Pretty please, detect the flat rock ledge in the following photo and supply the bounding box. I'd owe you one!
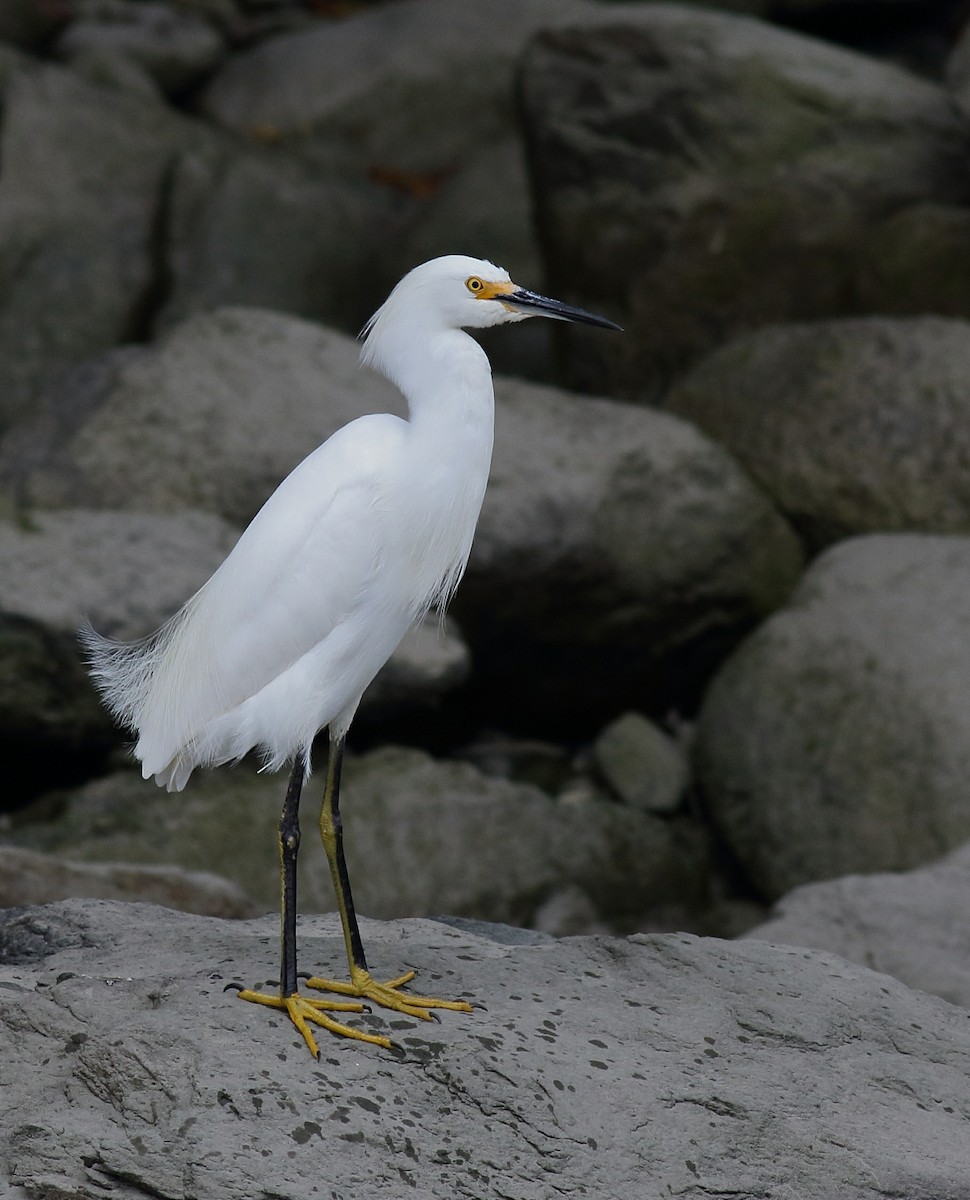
[2,900,970,1200]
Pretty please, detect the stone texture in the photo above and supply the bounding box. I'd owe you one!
[518,6,970,399]
[0,612,113,762]
[196,0,601,348]
[592,711,689,813]
[0,309,400,526]
[9,746,711,934]
[694,533,970,899]
[55,1,226,95]
[458,375,804,724]
[0,508,241,640]
[0,509,238,782]
[0,0,67,47]
[749,840,970,1008]
[199,0,594,169]
[0,62,210,427]
[156,139,396,337]
[665,315,970,550]
[3,899,970,1199]
[365,617,470,718]
[0,844,256,918]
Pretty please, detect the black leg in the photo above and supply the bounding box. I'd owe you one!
[233,752,393,1057]
[319,734,368,974]
[279,758,304,998]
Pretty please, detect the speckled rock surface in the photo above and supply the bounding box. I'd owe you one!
[2,900,970,1199]
[749,840,970,1008]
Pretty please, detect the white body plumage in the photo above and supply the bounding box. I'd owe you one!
[83,255,619,792]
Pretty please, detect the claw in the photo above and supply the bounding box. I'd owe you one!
[232,987,386,1057]
[305,966,475,1027]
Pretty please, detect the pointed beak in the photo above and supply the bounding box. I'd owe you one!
[503,288,623,331]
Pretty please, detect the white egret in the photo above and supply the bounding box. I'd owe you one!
[83,255,621,1058]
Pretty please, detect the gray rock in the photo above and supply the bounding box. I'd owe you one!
[665,316,970,550]
[0,308,401,525]
[0,509,239,767]
[593,711,689,813]
[199,0,600,323]
[56,1,225,94]
[0,62,210,427]
[200,0,594,169]
[10,746,711,934]
[157,140,396,336]
[458,376,804,721]
[0,508,240,640]
[518,7,970,399]
[0,613,112,756]
[63,43,166,100]
[694,534,970,899]
[748,841,970,1008]
[3,899,970,1199]
[946,18,970,114]
[0,0,66,46]
[0,845,256,918]
[0,42,30,93]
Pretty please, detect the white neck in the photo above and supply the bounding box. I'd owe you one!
[360,318,495,610]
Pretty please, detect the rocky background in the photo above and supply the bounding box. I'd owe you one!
[4,0,970,1194]
[4,0,970,945]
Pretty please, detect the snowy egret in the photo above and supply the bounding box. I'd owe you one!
[83,255,621,1057]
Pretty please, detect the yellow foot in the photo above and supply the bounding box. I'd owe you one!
[233,987,392,1057]
[305,967,474,1025]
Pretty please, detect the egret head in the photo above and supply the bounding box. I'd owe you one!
[364,255,622,339]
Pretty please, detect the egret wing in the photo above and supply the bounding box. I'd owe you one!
[131,414,407,773]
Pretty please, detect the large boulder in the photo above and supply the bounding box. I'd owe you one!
[3,899,970,1199]
[0,508,239,799]
[458,376,804,725]
[0,508,240,640]
[10,746,711,934]
[197,0,602,355]
[749,841,970,1008]
[157,143,395,337]
[694,534,970,899]
[0,307,803,726]
[0,309,398,526]
[0,0,67,47]
[0,61,211,427]
[518,7,970,399]
[664,316,970,550]
[0,844,256,918]
[199,0,594,170]
[54,1,226,95]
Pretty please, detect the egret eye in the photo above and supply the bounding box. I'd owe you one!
[466,276,485,295]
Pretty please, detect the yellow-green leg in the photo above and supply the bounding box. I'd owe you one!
[231,758,390,1057]
[306,733,474,1031]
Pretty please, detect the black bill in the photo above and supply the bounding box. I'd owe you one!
[505,288,623,331]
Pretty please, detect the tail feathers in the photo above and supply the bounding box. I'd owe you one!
[80,610,213,785]
[79,619,159,733]
[144,754,194,793]
[81,613,310,791]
